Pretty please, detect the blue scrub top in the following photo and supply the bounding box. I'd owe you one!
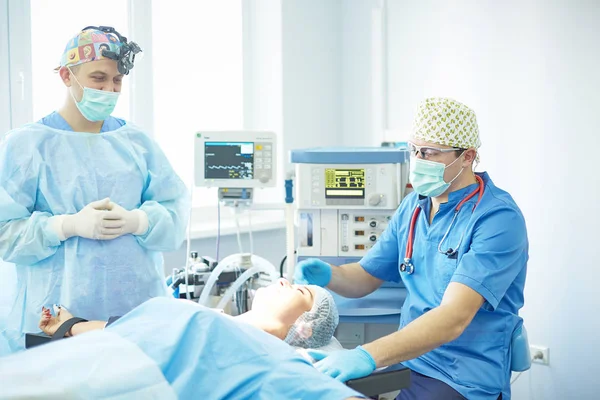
[360,172,528,400]
[38,111,126,131]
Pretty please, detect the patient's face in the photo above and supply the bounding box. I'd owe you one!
[252,279,314,326]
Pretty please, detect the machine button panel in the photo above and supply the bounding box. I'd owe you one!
[253,142,275,182]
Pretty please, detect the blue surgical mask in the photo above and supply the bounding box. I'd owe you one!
[69,67,120,122]
[409,154,464,198]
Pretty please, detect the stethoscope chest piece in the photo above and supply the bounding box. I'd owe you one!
[400,258,415,275]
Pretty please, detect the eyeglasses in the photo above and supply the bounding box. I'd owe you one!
[407,141,464,160]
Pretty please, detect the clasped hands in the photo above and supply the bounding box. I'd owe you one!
[52,198,148,241]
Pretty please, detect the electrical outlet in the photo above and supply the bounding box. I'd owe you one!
[530,345,549,365]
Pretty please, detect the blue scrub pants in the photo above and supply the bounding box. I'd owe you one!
[395,370,502,400]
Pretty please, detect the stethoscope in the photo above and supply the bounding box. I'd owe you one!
[400,175,485,275]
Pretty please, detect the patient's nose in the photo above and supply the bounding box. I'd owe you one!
[278,278,291,287]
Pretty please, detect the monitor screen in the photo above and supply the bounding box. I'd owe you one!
[324,168,366,199]
[205,142,254,180]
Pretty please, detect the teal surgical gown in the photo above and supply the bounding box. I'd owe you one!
[360,172,528,400]
[0,112,190,354]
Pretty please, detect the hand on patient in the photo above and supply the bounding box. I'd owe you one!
[293,259,332,287]
[39,306,74,336]
[308,346,376,382]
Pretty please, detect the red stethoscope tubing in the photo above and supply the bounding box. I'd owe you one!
[401,175,484,274]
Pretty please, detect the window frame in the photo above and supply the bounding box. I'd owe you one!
[0,0,11,134]
[5,0,33,130]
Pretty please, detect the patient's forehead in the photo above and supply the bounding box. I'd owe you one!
[292,284,317,303]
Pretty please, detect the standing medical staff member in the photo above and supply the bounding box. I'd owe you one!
[0,26,190,354]
[295,98,528,399]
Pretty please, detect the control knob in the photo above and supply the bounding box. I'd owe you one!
[368,194,382,206]
[258,174,270,184]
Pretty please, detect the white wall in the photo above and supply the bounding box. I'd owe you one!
[281,0,343,156]
[341,0,380,147]
[243,0,283,163]
[386,1,600,399]
[243,0,344,181]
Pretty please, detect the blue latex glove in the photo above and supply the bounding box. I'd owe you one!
[293,258,332,287]
[307,346,376,382]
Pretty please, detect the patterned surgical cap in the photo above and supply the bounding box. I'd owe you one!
[284,286,339,349]
[56,28,123,70]
[412,97,481,157]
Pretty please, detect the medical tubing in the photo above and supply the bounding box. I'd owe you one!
[216,197,221,261]
[198,254,277,307]
[171,267,178,286]
[285,178,295,280]
[234,211,244,254]
[216,264,279,310]
[279,255,287,278]
[285,204,296,279]
[184,176,195,300]
[510,372,522,385]
[279,251,297,278]
[248,210,254,255]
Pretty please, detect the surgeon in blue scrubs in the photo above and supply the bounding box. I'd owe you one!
[295,98,528,399]
[0,26,189,354]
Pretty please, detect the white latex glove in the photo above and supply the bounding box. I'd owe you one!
[49,198,126,241]
[106,202,149,236]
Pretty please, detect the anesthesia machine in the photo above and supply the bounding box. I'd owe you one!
[290,146,411,348]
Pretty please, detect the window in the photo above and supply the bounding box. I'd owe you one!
[152,0,244,208]
[0,0,10,134]
[29,0,130,121]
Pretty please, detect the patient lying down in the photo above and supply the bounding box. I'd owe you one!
[5,288,364,399]
[40,278,340,351]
